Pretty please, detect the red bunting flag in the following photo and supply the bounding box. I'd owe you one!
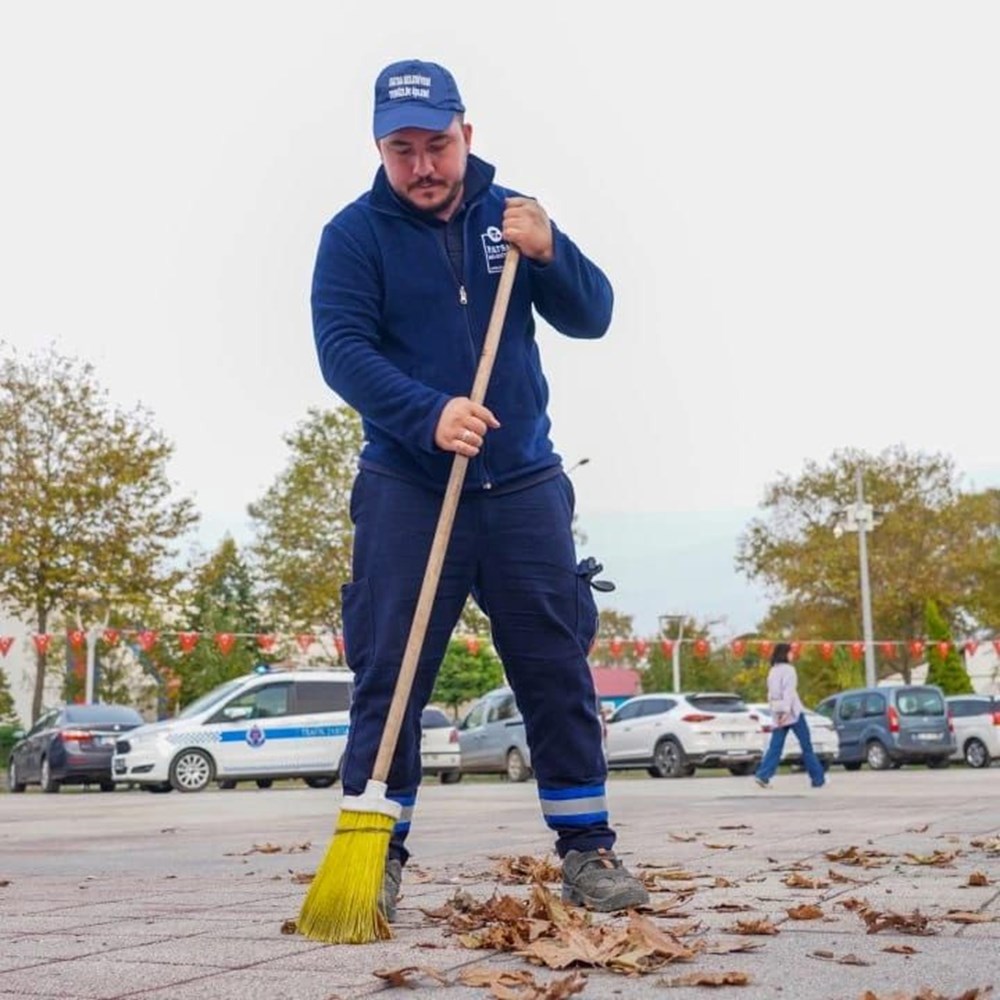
[256,634,276,652]
[879,641,896,658]
[909,640,925,658]
[179,632,200,653]
[964,641,978,656]
[994,640,1000,657]
[33,634,52,654]
[633,639,648,658]
[609,639,624,659]
[849,641,864,661]
[138,630,159,653]
[693,638,710,657]
[0,636,13,657]
[102,628,121,646]
[68,629,86,650]
[334,635,345,656]
[820,641,834,660]
[758,640,774,658]
[660,639,674,657]
[730,639,746,657]
[296,633,315,654]
[789,641,802,659]
[215,633,235,655]
[936,641,950,657]
[465,635,480,654]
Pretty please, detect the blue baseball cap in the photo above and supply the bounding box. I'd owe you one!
[373,59,465,140]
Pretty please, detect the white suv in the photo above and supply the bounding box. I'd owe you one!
[605,693,764,778]
[112,668,353,792]
[946,695,1000,768]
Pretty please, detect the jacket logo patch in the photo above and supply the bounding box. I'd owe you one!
[480,227,508,274]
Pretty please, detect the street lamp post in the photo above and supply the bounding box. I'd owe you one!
[658,614,685,693]
[832,467,880,689]
[76,593,110,705]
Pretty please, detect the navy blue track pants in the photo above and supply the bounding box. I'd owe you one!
[338,469,615,862]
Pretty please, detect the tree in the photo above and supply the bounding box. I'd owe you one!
[924,599,974,695]
[156,537,270,709]
[0,668,18,725]
[736,446,997,684]
[430,639,504,719]
[248,407,363,633]
[0,346,198,721]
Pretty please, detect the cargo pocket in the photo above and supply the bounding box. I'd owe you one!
[340,579,374,674]
[575,563,599,654]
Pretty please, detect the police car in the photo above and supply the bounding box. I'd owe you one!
[112,667,353,793]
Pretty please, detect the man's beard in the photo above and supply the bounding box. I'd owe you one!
[402,179,463,219]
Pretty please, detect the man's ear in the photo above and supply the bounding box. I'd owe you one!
[462,122,473,150]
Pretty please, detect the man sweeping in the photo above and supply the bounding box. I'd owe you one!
[304,58,648,938]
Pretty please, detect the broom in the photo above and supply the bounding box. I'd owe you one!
[298,246,521,944]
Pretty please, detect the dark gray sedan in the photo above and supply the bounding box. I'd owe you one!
[7,704,144,793]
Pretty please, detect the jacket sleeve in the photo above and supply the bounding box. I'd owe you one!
[311,219,449,454]
[527,223,614,339]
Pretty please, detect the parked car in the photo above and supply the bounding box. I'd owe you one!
[112,668,353,792]
[420,706,462,783]
[815,685,954,770]
[946,694,1000,768]
[7,704,144,793]
[605,692,764,778]
[457,687,533,781]
[747,703,839,769]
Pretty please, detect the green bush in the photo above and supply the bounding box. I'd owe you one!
[0,723,23,773]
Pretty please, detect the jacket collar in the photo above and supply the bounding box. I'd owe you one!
[369,153,496,219]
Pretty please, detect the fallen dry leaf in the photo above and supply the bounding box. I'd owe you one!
[902,850,958,867]
[840,898,934,936]
[668,832,698,842]
[713,877,735,888]
[828,868,867,884]
[660,970,751,987]
[492,855,563,885]
[725,918,778,936]
[703,842,738,851]
[709,902,755,913]
[906,823,930,833]
[787,904,824,920]
[810,949,871,966]
[459,967,587,999]
[373,965,450,988]
[705,939,765,955]
[939,911,993,924]
[825,846,891,868]
[279,918,297,935]
[970,837,1000,854]
[784,872,830,889]
[883,944,919,955]
[859,987,993,1000]
[967,872,990,887]
[226,841,311,856]
[289,871,314,884]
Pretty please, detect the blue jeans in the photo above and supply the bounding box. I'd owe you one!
[755,713,826,787]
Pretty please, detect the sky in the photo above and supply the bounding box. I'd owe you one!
[2,2,998,640]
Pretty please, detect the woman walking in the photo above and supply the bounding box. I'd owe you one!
[754,643,826,789]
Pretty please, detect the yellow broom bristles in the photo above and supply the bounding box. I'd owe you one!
[297,809,396,944]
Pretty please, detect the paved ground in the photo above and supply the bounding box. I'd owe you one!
[1,767,998,999]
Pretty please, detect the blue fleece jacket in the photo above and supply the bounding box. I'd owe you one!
[311,154,613,492]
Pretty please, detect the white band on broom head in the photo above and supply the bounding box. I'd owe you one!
[338,779,402,819]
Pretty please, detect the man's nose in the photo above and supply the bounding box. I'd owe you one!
[413,150,435,176]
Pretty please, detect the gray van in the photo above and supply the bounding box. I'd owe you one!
[815,685,954,770]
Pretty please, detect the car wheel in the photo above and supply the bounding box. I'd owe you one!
[170,749,214,792]
[255,779,273,789]
[218,780,237,789]
[506,748,530,782]
[652,737,691,778]
[727,762,756,776]
[7,760,27,793]
[439,770,462,784]
[926,756,950,769]
[304,776,336,789]
[865,741,891,770]
[40,757,61,793]
[99,781,116,792]
[964,738,989,769]
[842,761,862,771]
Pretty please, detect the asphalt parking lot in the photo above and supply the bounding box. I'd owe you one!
[1,768,998,999]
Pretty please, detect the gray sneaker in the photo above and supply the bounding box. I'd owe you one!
[561,848,650,912]
[378,858,402,922]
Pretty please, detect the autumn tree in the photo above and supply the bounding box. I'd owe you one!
[0,346,198,721]
[0,668,17,725]
[736,446,997,684]
[154,537,270,708]
[430,638,504,719]
[248,407,362,634]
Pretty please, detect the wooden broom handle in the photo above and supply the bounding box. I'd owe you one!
[372,246,521,782]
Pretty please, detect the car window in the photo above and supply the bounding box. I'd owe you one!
[178,677,248,719]
[495,695,518,721]
[294,680,352,714]
[863,693,886,717]
[815,700,834,719]
[460,702,486,730]
[838,695,863,721]
[610,701,644,723]
[687,694,747,713]
[63,705,143,726]
[896,688,944,716]
[421,707,452,728]
[214,682,292,722]
[641,698,674,716]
